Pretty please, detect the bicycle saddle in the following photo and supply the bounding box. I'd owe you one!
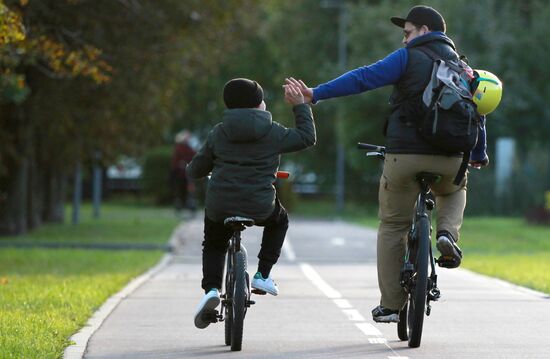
[224,216,255,230]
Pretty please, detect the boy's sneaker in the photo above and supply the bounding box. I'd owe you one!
[251,272,279,296]
[194,289,220,329]
[436,234,463,268]
[372,305,399,323]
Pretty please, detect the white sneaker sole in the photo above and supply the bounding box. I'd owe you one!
[194,295,220,329]
[251,280,278,296]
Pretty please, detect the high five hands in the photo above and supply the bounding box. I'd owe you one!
[283,77,313,104]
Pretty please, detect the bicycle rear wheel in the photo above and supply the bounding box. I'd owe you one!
[397,304,408,341]
[407,216,430,348]
[230,251,246,351]
[224,253,233,346]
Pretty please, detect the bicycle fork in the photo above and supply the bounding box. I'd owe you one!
[218,244,256,323]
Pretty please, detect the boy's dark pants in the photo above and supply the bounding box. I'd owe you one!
[201,200,289,292]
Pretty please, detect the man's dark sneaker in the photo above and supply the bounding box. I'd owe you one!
[372,305,399,323]
[436,235,463,268]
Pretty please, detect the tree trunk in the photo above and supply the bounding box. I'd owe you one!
[0,102,30,236]
[0,159,29,235]
[27,155,44,230]
[42,169,67,223]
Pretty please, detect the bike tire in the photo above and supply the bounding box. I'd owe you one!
[230,251,246,351]
[397,304,408,341]
[224,254,233,346]
[408,216,430,348]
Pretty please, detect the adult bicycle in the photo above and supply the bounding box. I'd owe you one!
[205,171,289,351]
[358,143,442,348]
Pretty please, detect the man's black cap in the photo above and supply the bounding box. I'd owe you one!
[390,5,446,32]
[223,78,264,109]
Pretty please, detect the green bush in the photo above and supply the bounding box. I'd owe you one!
[142,146,173,205]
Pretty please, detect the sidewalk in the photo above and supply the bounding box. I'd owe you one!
[63,216,202,359]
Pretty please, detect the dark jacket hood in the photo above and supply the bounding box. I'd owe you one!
[407,31,456,51]
[221,108,273,143]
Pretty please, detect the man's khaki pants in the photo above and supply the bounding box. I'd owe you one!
[377,154,467,310]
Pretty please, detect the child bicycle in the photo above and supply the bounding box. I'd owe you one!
[200,171,289,352]
[358,143,458,348]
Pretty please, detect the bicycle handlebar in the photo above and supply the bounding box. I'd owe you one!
[357,142,386,152]
[357,142,386,158]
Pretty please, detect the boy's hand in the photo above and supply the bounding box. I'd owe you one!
[284,77,313,103]
[283,82,305,105]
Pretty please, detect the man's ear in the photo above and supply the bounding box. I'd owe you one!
[421,25,430,34]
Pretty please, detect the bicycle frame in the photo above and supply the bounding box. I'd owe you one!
[219,219,254,352]
[402,176,441,308]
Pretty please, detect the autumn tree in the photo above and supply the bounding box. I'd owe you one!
[0,0,261,234]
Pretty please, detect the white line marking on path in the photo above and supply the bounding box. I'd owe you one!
[283,237,406,358]
[342,309,365,321]
[333,298,353,309]
[300,263,342,299]
[355,322,382,336]
[289,240,408,359]
[282,236,296,262]
[331,237,346,246]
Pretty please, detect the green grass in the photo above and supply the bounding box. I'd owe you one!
[0,202,180,244]
[459,217,550,294]
[0,201,180,358]
[0,249,162,358]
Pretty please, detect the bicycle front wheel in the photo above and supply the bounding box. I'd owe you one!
[230,251,246,351]
[408,216,430,348]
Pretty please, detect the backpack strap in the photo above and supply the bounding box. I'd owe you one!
[415,46,462,73]
[453,152,470,186]
[415,46,442,61]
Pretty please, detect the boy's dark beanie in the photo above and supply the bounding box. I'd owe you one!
[223,78,264,109]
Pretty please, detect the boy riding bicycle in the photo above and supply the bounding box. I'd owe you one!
[187,78,316,329]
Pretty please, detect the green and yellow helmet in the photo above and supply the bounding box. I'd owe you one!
[472,70,503,115]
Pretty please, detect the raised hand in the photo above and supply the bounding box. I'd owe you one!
[284,77,313,103]
[283,82,305,105]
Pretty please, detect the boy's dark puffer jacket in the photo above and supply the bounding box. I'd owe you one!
[186,103,315,222]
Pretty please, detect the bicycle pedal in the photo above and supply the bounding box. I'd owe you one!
[428,288,441,301]
[251,288,266,295]
[437,256,460,268]
[202,309,219,323]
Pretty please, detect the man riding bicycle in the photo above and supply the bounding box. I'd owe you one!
[286,5,495,323]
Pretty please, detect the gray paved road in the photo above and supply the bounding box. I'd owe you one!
[84,217,550,359]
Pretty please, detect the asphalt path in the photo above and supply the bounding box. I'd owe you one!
[83,216,550,359]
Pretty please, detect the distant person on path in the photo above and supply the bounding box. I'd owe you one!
[286,5,495,323]
[187,78,316,329]
[171,130,197,212]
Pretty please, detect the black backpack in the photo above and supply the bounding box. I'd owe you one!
[416,46,480,184]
